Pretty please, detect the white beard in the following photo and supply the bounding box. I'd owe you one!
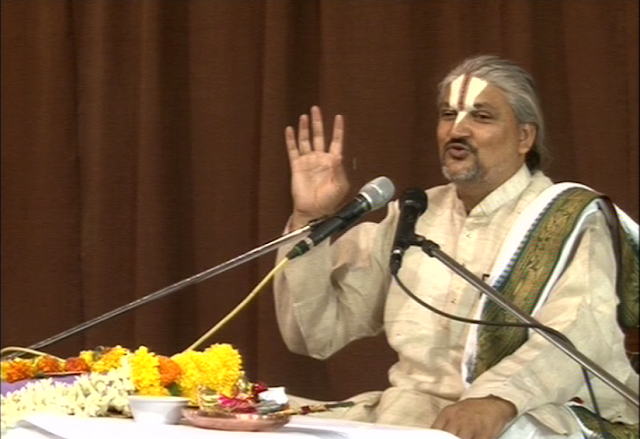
[441,154,486,183]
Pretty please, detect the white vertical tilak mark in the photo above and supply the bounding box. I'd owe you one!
[448,75,489,128]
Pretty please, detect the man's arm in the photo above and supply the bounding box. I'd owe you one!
[273,211,397,359]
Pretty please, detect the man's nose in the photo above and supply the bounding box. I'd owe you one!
[448,113,472,137]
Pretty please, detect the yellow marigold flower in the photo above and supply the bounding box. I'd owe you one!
[200,344,243,396]
[91,346,129,373]
[171,345,244,402]
[128,346,167,396]
[1,361,10,381]
[79,350,95,367]
[171,350,201,404]
[145,386,170,396]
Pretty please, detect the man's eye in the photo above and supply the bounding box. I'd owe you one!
[440,109,457,119]
[472,111,492,121]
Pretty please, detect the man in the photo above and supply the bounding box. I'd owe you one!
[273,55,638,439]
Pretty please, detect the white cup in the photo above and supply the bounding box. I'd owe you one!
[127,395,189,425]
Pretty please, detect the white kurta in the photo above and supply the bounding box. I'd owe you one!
[273,165,638,434]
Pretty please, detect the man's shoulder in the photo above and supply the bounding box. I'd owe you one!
[516,170,555,207]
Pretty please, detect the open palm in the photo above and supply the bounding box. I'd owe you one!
[285,106,350,226]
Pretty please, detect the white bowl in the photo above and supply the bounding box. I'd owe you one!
[127,395,190,425]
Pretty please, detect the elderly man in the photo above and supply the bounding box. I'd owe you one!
[273,55,638,439]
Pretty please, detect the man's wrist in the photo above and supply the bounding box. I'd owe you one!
[291,211,325,230]
[486,395,517,420]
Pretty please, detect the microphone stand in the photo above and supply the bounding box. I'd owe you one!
[419,238,639,407]
[2,222,317,359]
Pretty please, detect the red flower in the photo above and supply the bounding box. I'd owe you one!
[218,395,257,413]
[250,382,269,402]
[64,357,90,373]
[36,356,63,374]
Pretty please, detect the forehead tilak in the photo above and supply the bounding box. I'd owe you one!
[448,74,489,126]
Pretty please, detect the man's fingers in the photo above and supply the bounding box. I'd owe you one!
[297,114,311,154]
[311,106,325,151]
[329,114,344,155]
[285,126,299,161]
[290,107,342,157]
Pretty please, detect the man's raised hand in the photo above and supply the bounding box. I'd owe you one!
[285,106,350,229]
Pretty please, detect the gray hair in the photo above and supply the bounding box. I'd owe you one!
[438,55,548,171]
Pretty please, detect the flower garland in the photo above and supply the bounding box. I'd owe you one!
[0,343,249,434]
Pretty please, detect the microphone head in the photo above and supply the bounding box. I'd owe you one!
[359,176,396,210]
[400,188,428,214]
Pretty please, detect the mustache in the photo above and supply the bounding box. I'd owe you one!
[442,139,478,157]
[444,139,476,152]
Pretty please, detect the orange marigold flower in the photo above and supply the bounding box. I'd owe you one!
[3,359,36,383]
[64,357,90,373]
[35,356,63,374]
[158,356,181,387]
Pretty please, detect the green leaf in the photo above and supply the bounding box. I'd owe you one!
[167,382,181,397]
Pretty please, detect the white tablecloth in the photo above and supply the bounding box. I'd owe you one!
[5,414,460,439]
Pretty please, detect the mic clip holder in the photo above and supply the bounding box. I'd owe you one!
[389,234,425,275]
[410,236,639,407]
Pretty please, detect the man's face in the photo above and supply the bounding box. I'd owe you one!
[437,76,534,189]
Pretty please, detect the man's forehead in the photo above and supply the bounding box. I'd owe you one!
[444,74,490,126]
[448,74,489,110]
[440,100,497,110]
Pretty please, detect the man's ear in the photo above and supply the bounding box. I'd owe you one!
[518,123,536,154]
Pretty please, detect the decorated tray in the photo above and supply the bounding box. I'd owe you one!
[182,408,290,431]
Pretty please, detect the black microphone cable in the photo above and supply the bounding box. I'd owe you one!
[392,272,612,438]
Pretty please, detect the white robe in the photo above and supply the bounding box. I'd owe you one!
[274,165,638,435]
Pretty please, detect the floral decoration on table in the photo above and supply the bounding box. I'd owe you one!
[0,344,282,434]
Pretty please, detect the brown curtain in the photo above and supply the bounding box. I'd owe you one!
[2,0,637,401]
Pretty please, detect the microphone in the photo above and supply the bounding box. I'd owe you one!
[286,176,396,260]
[389,188,428,275]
